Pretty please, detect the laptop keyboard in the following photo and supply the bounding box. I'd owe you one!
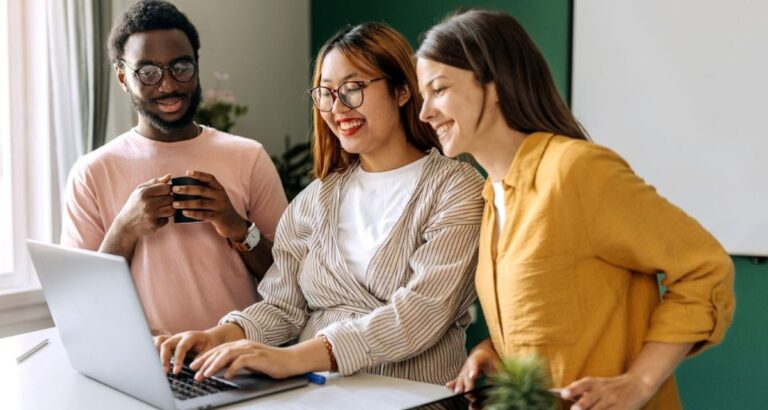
[167,366,237,400]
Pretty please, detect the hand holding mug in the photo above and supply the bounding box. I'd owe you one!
[171,170,248,240]
[113,174,174,239]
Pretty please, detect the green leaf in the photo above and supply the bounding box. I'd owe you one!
[486,355,557,410]
[270,135,313,200]
[194,101,249,133]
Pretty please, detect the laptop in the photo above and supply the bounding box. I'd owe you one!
[26,240,309,410]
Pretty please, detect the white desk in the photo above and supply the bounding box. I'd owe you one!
[1,328,454,410]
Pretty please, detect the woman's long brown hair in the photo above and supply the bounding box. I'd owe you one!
[417,9,588,141]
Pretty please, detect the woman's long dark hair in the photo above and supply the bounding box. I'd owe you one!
[417,9,588,140]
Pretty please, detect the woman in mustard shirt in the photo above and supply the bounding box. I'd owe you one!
[416,10,735,410]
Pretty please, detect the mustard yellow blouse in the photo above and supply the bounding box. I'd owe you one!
[476,132,735,409]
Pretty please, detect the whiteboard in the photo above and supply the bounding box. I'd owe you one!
[572,0,768,256]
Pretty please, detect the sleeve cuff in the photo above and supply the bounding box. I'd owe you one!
[318,323,373,375]
[219,311,266,344]
[645,283,734,356]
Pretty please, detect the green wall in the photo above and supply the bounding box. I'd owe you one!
[310,0,571,99]
[675,257,768,408]
[311,1,768,408]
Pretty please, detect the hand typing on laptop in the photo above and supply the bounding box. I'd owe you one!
[157,323,332,381]
[156,323,244,375]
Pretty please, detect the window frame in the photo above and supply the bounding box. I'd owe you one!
[0,0,13,282]
[0,0,54,325]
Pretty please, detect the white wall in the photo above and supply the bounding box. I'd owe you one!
[107,0,311,157]
[572,0,768,256]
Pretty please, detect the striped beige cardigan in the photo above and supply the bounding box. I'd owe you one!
[221,149,484,384]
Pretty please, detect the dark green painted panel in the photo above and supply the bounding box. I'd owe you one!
[310,0,571,99]
[676,257,768,409]
[466,301,490,350]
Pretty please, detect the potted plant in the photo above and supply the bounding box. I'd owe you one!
[486,355,557,410]
[194,71,248,132]
[270,135,312,200]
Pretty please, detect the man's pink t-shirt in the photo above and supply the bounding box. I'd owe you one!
[61,126,288,334]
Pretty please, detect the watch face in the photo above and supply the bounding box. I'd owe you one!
[244,223,260,249]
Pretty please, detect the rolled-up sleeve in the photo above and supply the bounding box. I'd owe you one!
[574,145,735,354]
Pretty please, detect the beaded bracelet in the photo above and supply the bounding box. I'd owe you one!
[321,335,338,373]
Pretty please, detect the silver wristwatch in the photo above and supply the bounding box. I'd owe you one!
[231,222,261,252]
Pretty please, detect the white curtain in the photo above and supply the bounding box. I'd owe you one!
[46,0,111,241]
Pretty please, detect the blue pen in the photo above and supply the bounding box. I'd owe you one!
[305,372,326,385]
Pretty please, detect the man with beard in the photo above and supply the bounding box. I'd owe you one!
[61,0,288,335]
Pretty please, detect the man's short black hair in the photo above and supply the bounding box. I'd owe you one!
[108,0,200,66]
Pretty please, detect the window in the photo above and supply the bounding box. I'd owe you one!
[0,0,13,279]
[0,0,52,292]
[0,0,55,338]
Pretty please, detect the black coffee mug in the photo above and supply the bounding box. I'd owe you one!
[170,176,207,223]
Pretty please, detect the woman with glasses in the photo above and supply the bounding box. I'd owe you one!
[416,10,735,409]
[157,22,485,384]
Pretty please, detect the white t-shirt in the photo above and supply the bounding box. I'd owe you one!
[338,156,429,284]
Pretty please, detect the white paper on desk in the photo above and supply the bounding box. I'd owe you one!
[263,385,431,410]
[263,386,349,410]
[345,387,431,408]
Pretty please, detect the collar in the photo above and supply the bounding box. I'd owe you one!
[482,132,555,201]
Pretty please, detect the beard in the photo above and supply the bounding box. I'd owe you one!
[129,83,202,134]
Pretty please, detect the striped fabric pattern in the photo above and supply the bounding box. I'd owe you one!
[221,149,484,384]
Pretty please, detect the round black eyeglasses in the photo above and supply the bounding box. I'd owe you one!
[307,77,386,112]
[121,59,198,86]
